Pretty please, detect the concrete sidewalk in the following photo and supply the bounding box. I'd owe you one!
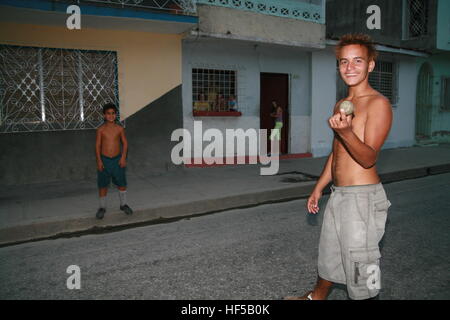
[1,145,450,246]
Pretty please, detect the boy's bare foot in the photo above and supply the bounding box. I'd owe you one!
[96,207,106,220]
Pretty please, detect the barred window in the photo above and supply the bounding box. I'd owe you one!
[403,0,429,39]
[0,45,119,133]
[369,61,398,104]
[442,77,450,111]
[336,60,398,105]
[192,68,237,112]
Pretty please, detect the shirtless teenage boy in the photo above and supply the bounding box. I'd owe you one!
[286,34,393,300]
[95,103,133,219]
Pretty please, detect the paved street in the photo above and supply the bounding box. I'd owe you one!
[1,173,449,300]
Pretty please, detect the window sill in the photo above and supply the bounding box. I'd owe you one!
[193,111,242,117]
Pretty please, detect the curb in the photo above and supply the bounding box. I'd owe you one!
[0,182,317,247]
[1,164,449,247]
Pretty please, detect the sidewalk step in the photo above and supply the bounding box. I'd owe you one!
[1,162,449,247]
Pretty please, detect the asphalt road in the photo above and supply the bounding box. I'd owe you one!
[1,173,449,300]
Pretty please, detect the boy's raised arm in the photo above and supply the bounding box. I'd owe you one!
[332,97,392,169]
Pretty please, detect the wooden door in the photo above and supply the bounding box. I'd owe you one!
[260,73,289,154]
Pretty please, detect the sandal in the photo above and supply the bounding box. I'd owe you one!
[284,291,313,300]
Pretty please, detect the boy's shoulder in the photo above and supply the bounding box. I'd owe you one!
[97,123,106,132]
[114,122,125,131]
[365,92,391,110]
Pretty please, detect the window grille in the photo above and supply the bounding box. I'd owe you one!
[78,1,196,15]
[404,0,429,39]
[195,0,325,24]
[442,77,450,111]
[369,61,398,104]
[192,68,237,112]
[0,45,119,133]
[336,60,398,105]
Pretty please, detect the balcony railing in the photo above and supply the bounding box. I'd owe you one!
[74,1,325,23]
[195,0,325,24]
[76,0,197,15]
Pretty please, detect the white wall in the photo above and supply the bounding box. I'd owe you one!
[384,55,417,149]
[182,38,311,157]
[311,50,336,157]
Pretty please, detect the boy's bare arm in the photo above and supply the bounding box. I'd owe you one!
[306,100,341,214]
[96,128,103,171]
[314,99,344,192]
[313,150,333,193]
[307,150,333,214]
[312,100,343,193]
[119,127,128,167]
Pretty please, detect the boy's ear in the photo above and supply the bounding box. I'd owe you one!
[368,60,375,73]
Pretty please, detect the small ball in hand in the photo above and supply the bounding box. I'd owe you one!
[340,100,354,115]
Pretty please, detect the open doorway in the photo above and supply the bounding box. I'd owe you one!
[415,62,433,143]
[260,72,289,154]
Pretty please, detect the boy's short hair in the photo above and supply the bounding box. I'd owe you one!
[335,33,378,62]
[102,103,117,114]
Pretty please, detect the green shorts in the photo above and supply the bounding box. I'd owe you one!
[270,121,283,141]
[97,154,127,189]
[317,183,391,300]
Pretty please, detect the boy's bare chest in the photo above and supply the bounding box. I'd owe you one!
[101,127,121,141]
[351,106,368,141]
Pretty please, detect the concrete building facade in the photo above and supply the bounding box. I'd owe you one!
[0,0,197,185]
[181,1,326,161]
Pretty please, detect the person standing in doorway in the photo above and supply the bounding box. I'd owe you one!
[269,100,283,143]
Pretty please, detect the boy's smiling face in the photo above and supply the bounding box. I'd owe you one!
[338,44,375,87]
[103,108,116,123]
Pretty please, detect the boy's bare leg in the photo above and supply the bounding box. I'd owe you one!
[285,277,333,300]
[99,187,108,197]
[311,277,333,299]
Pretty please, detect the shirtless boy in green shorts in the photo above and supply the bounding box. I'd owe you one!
[285,34,393,300]
[95,103,133,219]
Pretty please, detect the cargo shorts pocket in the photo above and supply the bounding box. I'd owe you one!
[373,199,391,236]
[349,248,381,288]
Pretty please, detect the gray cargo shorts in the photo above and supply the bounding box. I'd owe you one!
[317,183,392,300]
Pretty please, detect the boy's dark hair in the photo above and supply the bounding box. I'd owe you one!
[335,33,378,62]
[102,103,117,114]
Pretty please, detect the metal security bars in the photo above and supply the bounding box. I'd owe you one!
[195,0,325,24]
[73,0,324,21]
[192,68,237,112]
[78,0,197,14]
[403,0,429,39]
[369,61,398,105]
[0,45,119,133]
[336,60,398,105]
